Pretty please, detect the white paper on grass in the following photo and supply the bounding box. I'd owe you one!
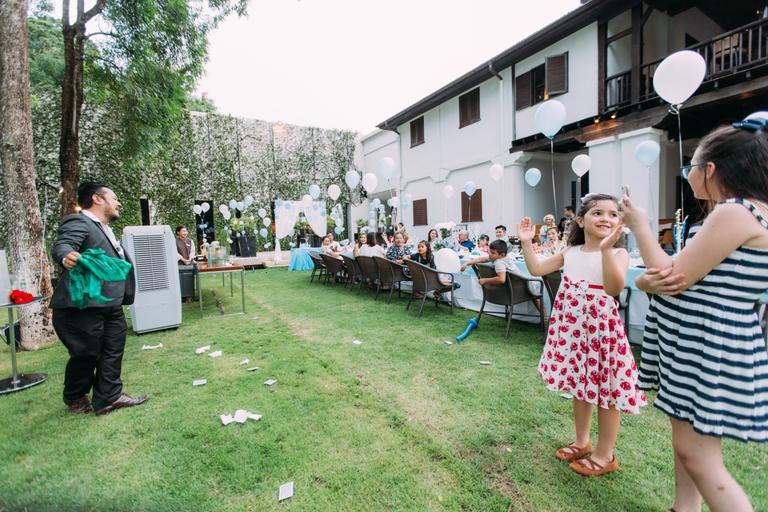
[247,366,259,372]
[233,409,249,423]
[239,359,250,365]
[479,361,492,366]
[195,345,211,354]
[220,414,235,426]
[278,482,294,502]
[193,379,207,386]
[444,340,453,345]
[263,379,277,386]
[208,350,223,358]
[352,340,362,346]
[141,343,163,350]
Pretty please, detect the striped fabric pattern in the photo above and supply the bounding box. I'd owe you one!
[639,198,768,442]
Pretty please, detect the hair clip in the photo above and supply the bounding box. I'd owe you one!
[733,112,768,132]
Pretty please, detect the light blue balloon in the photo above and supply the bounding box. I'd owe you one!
[320,210,326,217]
[275,198,283,207]
[284,201,292,209]
[334,226,343,235]
[259,228,268,237]
[464,181,477,197]
[228,199,237,209]
[634,140,661,167]
[525,168,542,187]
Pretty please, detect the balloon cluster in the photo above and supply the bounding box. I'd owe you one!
[216,195,272,245]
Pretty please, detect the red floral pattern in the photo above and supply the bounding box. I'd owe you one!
[538,275,646,414]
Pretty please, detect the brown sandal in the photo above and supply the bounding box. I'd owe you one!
[569,455,619,477]
[554,442,592,462]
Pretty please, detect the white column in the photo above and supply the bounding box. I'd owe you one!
[503,151,533,227]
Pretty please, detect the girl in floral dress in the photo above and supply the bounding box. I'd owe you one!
[517,193,646,477]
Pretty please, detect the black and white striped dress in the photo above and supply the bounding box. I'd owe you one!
[639,198,768,442]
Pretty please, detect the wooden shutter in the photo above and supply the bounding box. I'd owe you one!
[410,116,424,147]
[412,198,428,226]
[459,88,480,127]
[461,189,483,222]
[546,53,568,96]
[515,71,532,110]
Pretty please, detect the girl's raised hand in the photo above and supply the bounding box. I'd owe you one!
[517,217,535,243]
[600,222,625,251]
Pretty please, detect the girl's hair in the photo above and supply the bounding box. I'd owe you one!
[393,232,405,242]
[428,228,438,240]
[543,214,555,224]
[479,234,489,242]
[696,124,768,208]
[358,231,368,244]
[417,240,433,261]
[567,193,620,247]
[366,231,377,247]
[546,226,559,239]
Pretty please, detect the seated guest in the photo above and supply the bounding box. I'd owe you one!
[427,228,440,250]
[396,222,412,246]
[539,214,557,243]
[457,230,475,251]
[385,232,411,264]
[494,225,513,250]
[359,231,386,258]
[476,234,490,253]
[352,231,368,257]
[541,226,566,256]
[326,232,342,252]
[176,226,195,265]
[405,240,435,268]
[478,240,543,315]
[383,228,395,247]
[320,236,343,259]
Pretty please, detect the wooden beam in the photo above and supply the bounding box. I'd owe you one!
[631,3,642,104]
[598,22,607,113]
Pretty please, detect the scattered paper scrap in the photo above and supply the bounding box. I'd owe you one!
[208,350,223,358]
[221,410,262,426]
[278,481,294,502]
[233,409,249,423]
[479,360,492,365]
[352,340,363,346]
[560,392,573,399]
[247,366,259,372]
[195,345,211,354]
[220,414,235,426]
[444,340,453,345]
[193,379,207,386]
[251,316,259,320]
[141,343,163,350]
[239,358,250,365]
[264,379,277,386]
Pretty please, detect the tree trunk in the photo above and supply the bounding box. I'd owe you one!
[0,0,57,349]
[59,22,84,215]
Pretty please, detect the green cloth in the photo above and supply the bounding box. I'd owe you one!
[68,248,132,309]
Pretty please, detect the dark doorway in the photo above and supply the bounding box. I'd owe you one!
[140,198,150,225]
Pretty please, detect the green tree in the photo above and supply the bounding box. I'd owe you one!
[57,0,248,215]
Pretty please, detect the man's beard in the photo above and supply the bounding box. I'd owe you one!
[108,211,120,222]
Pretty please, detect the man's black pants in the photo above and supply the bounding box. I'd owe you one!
[52,306,127,410]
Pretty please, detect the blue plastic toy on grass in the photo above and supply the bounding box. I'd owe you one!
[455,317,478,342]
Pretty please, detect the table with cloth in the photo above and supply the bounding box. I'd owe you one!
[289,247,319,271]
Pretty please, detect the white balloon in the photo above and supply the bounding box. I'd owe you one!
[464,181,477,197]
[327,184,341,201]
[235,201,244,211]
[229,199,237,209]
[390,196,399,208]
[192,205,202,215]
[434,248,461,273]
[345,170,360,189]
[201,202,210,213]
[257,208,267,218]
[309,184,321,199]
[371,198,381,207]
[263,217,272,227]
[362,172,378,193]
[219,204,228,214]
[634,140,661,167]
[377,157,395,181]
[244,195,254,206]
[653,50,706,105]
[525,168,542,187]
[223,211,232,220]
[489,163,504,182]
[443,185,455,199]
[534,99,567,139]
[570,154,592,178]
[401,193,413,208]
[386,198,394,207]
[302,194,313,206]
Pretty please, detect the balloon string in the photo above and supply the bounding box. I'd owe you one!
[550,139,557,211]
[675,106,685,222]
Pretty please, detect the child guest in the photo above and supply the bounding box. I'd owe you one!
[517,194,646,477]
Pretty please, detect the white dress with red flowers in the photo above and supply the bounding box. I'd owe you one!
[538,246,647,414]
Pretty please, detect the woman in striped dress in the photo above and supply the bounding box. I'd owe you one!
[622,117,768,512]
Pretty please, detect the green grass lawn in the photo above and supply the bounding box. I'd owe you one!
[1,267,766,511]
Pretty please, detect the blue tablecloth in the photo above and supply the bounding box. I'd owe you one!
[289,247,319,271]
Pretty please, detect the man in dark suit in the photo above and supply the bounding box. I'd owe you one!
[51,182,148,415]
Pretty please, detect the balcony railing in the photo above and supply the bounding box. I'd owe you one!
[606,16,768,109]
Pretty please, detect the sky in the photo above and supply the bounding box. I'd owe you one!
[195,0,583,134]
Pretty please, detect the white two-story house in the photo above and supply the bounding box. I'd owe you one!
[354,0,768,241]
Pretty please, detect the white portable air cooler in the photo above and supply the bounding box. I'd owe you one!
[122,225,181,334]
